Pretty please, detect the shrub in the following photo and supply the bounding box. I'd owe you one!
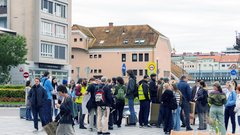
[0,85,24,90]
[0,90,25,98]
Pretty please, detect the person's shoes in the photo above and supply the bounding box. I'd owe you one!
[197,128,205,130]
[165,132,170,135]
[97,132,103,135]
[144,124,152,128]
[109,126,113,130]
[32,129,38,133]
[186,127,193,131]
[139,125,144,128]
[80,126,87,129]
[102,132,110,135]
[125,123,136,126]
[117,125,121,128]
[181,124,186,127]
[89,128,94,132]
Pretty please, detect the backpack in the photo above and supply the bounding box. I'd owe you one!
[133,80,139,98]
[116,86,125,100]
[95,85,106,106]
[170,95,178,110]
[71,101,78,118]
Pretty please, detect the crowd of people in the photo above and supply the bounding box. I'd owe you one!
[24,70,240,135]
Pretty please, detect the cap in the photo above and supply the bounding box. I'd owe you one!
[62,79,68,85]
[150,73,157,77]
[144,75,149,79]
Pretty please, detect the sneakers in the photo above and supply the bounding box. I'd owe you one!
[103,132,110,135]
[144,124,152,128]
[186,127,193,131]
[80,126,87,129]
[97,132,103,135]
[32,129,38,133]
[139,125,144,128]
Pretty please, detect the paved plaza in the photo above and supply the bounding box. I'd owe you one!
[0,107,238,135]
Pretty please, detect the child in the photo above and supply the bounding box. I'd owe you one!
[234,85,240,127]
[25,80,32,121]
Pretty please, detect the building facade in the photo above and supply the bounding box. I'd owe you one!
[70,23,172,81]
[0,0,72,84]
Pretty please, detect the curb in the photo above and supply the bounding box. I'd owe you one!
[0,104,24,107]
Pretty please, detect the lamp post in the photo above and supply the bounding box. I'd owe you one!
[210,64,214,83]
[199,63,201,79]
[181,60,185,75]
[156,58,159,81]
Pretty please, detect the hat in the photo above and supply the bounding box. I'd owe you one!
[62,79,68,85]
[144,75,149,79]
[150,73,157,77]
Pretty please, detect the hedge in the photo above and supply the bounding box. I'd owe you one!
[0,90,25,98]
[0,85,24,90]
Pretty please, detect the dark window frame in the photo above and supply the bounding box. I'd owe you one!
[139,53,143,62]
[139,69,143,76]
[132,54,137,62]
[144,53,149,62]
[122,54,126,62]
[74,38,77,42]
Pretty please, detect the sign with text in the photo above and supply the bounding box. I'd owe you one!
[147,62,157,76]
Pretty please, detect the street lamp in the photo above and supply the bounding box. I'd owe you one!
[210,64,214,83]
[156,58,159,81]
[181,60,185,75]
[198,64,201,79]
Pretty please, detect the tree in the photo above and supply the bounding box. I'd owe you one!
[0,34,27,84]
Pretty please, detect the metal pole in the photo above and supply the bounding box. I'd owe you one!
[156,59,159,80]
[212,65,214,83]
[199,64,201,79]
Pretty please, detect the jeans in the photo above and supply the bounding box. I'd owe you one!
[89,108,96,129]
[52,100,58,117]
[180,108,186,126]
[44,99,52,124]
[172,106,181,131]
[128,98,137,124]
[139,100,150,126]
[78,104,86,128]
[32,106,46,130]
[238,116,240,126]
[162,106,173,133]
[97,106,110,133]
[224,105,236,133]
[198,112,207,129]
[182,101,191,129]
[210,105,226,135]
[108,108,113,128]
[26,108,32,120]
[158,104,164,126]
[116,100,125,126]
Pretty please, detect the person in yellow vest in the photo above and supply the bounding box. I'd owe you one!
[75,78,88,129]
[138,75,151,128]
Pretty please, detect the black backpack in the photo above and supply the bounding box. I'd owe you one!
[133,79,139,98]
[170,95,178,110]
[95,85,106,106]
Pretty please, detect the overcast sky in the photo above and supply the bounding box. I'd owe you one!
[72,0,240,53]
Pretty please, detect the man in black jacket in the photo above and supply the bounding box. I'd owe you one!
[28,78,48,132]
[138,75,151,128]
[149,73,158,103]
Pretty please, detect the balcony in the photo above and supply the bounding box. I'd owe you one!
[0,6,7,14]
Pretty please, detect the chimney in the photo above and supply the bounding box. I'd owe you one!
[109,22,113,27]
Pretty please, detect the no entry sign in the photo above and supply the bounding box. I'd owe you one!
[23,72,29,78]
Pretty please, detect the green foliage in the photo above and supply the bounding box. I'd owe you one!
[0,89,25,98]
[0,85,25,90]
[0,34,28,84]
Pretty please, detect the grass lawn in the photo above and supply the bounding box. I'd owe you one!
[0,102,25,105]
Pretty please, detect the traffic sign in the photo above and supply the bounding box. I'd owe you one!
[23,72,29,78]
[122,63,126,76]
[147,62,157,76]
[230,69,237,76]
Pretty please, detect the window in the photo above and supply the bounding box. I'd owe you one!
[133,70,138,76]
[90,70,93,73]
[71,55,74,59]
[98,54,102,58]
[94,69,97,73]
[123,39,128,44]
[222,64,225,67]
[139,53,143,62]
[204,64,207,67]
[55,24,66,38]
[80,38,83,42]
[41,43,53,57]
[55,45,65,59]
[145,69,148,75]
[132,54,137,62]
[0,17,7,28]
[74,38,77,42]
[0,0,7,6]
[41,0,53,14]
[139,70,143,76]
[94,55,97,58]
[41,21,53,36]
[55,3,66,18]
[122,54,126,62]
[214,64,218,67]
[89,55,93,58]
[144,53,149,62]
[71,70,74,74]
[227,64,230,67]
[98,69,102,74]
[135,39,145,45]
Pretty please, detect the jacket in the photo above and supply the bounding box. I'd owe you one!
[28,84,48,108]
[196,88,209,113]
[41,77,53,100]
[126,77,136,99]
[138,80,150,101]
[55,97,74,125]
[161,89,174,107]
[234,94,240,116]
[86,83,97,111]
[225,89,236,107]
[177,80,192,102]
[149,79,157,98]
[208,90,227,106]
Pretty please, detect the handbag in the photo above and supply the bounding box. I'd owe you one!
[43,121,58,135]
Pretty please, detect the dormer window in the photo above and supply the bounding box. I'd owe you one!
[135,39,145,45]
[123,39,128,44]
[139,39,145,44]
[99,40,104,45]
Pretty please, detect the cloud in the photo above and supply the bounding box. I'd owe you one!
[72,0,240,53]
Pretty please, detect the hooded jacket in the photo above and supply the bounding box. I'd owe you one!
[138,79,150,101]
[208,90,227,106]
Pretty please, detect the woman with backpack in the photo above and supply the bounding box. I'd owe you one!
[114,77,126,128]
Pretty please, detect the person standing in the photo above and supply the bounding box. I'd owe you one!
[69,79,76,100]
[177,75,193,131]
[41,71,54,124]
[51,77,58,117]
[114,77,126,128]
[234,85,240,129]
[224,81,237,134]
[149,73,158,103]
[28,78,48,132]
[161,83,174,134]
[208,82,227,135]
[55,85,75,135]
[172,82,182,131]
[191,79,201,125]
[138,75,151,128]
[25,80,32,121]
[196,80,208,130]
[96,77,112,135]
[86,78,98,131]
[126,70,137,126]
